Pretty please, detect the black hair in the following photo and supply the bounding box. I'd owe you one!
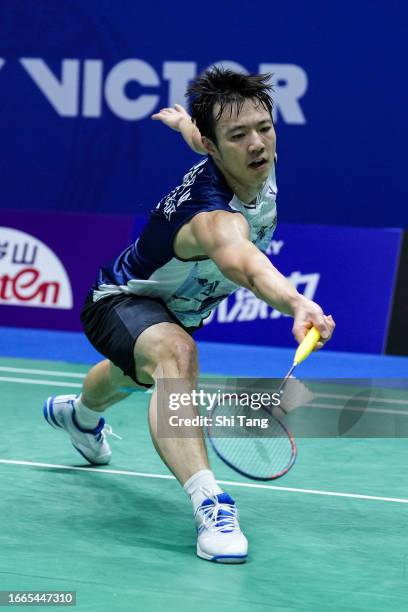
[186,66,273,143]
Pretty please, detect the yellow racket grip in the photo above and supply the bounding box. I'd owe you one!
[294,327,321,365]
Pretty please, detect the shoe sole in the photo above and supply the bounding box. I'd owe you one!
[197,543,247,564]
[43,396,110,466]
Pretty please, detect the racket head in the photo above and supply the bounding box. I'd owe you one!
[207,398,297,481]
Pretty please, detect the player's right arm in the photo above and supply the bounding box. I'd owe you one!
[182,210,335,347]
[151,104,206,154]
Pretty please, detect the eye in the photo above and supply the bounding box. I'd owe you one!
[231,133,244,141]
[260,125,272,133]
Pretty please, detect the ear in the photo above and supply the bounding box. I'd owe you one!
[201,136,219,157]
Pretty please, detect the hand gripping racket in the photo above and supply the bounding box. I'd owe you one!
[207,327,321,481]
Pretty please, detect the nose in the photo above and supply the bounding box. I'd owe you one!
[247,130,264,154]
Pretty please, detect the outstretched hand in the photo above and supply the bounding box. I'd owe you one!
[292,297,335,350]
[151,104,191,132]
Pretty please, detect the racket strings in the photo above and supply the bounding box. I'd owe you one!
[213,436,292,479]
[209,401,295,479]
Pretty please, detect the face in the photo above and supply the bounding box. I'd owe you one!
[205,98,276,198]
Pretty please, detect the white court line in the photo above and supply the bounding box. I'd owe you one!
[201,380,408,406]
[0,376,82,388]
[0,374,407,414]
[314,392,408,406]
[0,366,408,404]
[309,402,408,416]
[1,367,407,404]
[0,366,85,378]
[0,458,407,505]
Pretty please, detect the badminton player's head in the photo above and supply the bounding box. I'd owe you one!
[187,66,276,190]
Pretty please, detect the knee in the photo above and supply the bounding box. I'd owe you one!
[155,335,198,378]
[169,336,198,373]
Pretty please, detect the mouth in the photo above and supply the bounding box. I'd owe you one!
[248,157,268,170]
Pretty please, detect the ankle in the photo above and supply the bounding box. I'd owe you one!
[183,469,223,512]
[74,395,102,429]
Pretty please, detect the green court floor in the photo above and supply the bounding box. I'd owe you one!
[1,357,408,611]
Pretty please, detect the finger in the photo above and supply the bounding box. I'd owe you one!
[293,325,310,345]
[321,316,335,338]
[151,112,171,121]
[312,320,330,340]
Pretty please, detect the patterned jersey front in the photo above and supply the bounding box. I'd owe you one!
[94,156,278,328]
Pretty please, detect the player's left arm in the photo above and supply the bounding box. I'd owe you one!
[151,104,206,154]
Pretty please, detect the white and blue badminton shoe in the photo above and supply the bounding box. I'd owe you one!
[43,395,114,465]
[195,491,248,563]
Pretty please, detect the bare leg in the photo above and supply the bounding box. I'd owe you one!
[133,329,248,563]
[134,323,210,485]
[81,359,145,412]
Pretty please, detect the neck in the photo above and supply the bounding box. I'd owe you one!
[213,158,263,204]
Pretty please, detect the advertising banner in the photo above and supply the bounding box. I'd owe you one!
[195,224,402,354]
[0,212,402,354]
[0,210,138,331]
[0,1,406,229]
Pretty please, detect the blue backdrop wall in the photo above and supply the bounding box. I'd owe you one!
[0,1,405,228]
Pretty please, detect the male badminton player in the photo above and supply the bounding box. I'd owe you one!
[43,67,335,563]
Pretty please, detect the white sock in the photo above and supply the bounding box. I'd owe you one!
[183,469,223,512]
[74,395,101,429]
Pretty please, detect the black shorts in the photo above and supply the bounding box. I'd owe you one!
[80,292,198,387]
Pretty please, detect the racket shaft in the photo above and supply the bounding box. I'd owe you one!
[277,364,296,394]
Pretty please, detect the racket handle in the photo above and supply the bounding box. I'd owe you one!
[294,327,321,365]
